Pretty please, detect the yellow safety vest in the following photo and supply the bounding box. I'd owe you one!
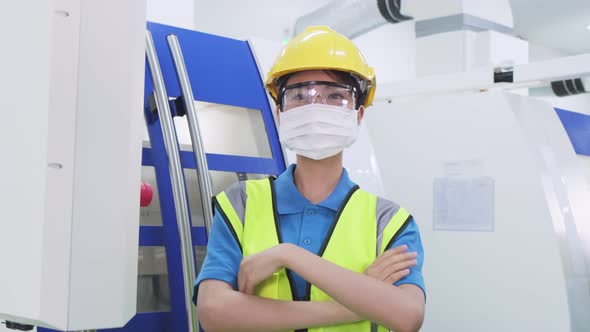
[213,178,411,332]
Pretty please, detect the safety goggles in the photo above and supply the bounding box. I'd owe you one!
[278,81,358,111]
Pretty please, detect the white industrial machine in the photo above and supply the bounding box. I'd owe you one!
[367,54,590,331]
[0,0,146,331]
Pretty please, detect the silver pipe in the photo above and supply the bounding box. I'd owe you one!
[293,0,411,39]
[145,30,198,332]
[166,35,215,235]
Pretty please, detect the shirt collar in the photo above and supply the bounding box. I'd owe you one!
[274,164,357,214]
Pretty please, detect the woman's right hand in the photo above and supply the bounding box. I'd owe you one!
[364,245,417,284]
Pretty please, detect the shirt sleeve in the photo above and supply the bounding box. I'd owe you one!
[192,207,242,305]
[388,217,426,298]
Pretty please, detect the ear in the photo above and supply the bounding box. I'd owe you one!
[357,105,365,125]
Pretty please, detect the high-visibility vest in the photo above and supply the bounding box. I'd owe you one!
[212,178,412,332]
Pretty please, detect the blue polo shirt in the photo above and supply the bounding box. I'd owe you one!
[194,164,425,302]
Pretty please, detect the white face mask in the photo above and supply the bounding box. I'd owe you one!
[278,104,360,160]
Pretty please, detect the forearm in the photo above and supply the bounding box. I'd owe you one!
[198,280,360,332]
[282,245,424,332]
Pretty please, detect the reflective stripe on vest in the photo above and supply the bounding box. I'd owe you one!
[213,178,411,332]
[212,192,243,251]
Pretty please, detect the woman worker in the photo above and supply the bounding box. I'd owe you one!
[195,26,426,332]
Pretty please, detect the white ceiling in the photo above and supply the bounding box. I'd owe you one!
[194,0,590,54]
[510,0,590,54]
[194,0,332,41]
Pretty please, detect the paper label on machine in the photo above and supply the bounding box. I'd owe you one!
[433,160,495,232]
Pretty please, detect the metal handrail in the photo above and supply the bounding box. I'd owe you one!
[167,34,214,235]
[145,30,198,332]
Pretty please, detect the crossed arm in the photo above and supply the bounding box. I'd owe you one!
[197,244,425,332]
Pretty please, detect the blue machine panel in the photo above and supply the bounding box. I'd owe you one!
[555,108,590,157]
[146,22,285,171]
[139,22,286,332]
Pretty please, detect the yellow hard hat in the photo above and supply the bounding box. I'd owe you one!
[265,26,376,108]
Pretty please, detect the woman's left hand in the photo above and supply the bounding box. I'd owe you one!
[238,244,292,295]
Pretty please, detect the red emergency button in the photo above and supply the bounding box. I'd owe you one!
[140,181,154,207]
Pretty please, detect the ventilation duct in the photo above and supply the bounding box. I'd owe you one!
[293,0,412,39]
